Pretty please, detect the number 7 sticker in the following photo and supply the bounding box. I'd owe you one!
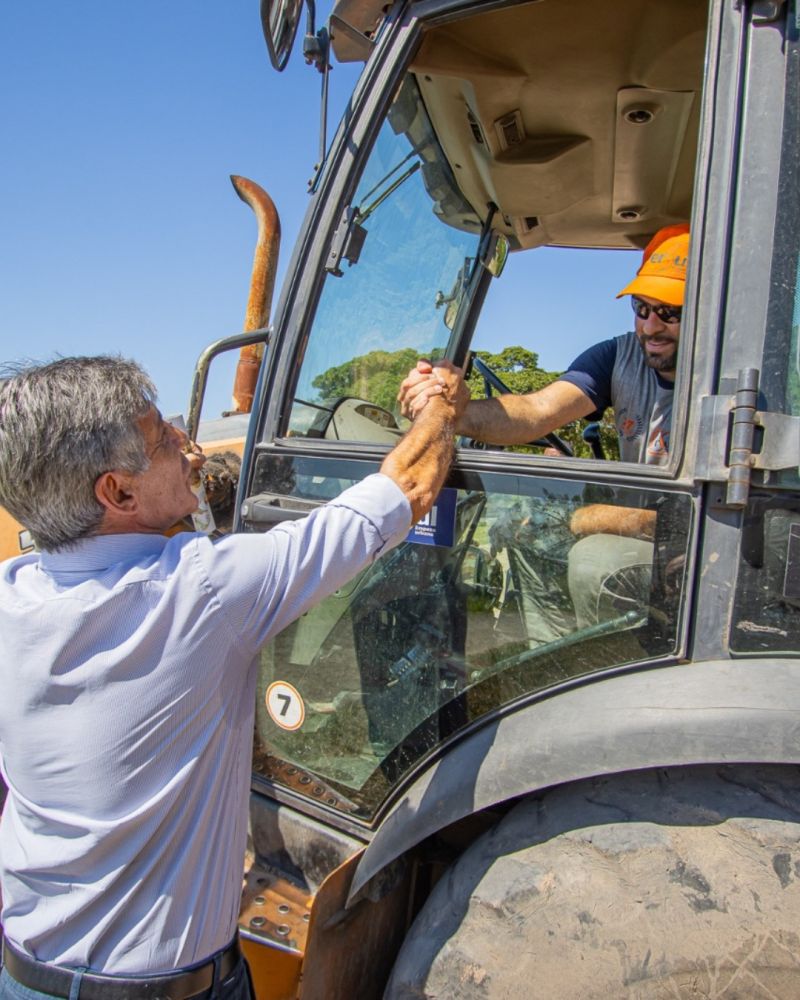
[266,681,306,731]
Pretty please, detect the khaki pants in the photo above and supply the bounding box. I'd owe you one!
[567,533,654,628]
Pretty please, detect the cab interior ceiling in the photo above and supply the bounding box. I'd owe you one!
[406,0,708,251]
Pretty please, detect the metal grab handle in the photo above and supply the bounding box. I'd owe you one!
[239,495,314,526]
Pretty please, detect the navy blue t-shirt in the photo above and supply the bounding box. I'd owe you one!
[557,333,675,465]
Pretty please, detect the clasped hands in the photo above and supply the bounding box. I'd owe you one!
[397,358,469,421]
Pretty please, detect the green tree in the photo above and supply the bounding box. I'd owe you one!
[466,345,551,396]
[312,348,423,413]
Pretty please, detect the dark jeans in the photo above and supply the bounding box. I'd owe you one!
[0,956,254,1000]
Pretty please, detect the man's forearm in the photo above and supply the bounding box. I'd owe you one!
[570,503,656,541]
[381,397,456,523]
[457,395,550,444]
[458,381,596,445]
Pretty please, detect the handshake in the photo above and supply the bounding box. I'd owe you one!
[397,358,470,423]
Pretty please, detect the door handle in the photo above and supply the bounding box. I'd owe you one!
[240,494,316,527]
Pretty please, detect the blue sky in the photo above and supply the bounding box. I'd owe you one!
[1,3,638,424]
[0,2,359,419]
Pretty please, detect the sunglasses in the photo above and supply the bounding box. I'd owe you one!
[631,297,682,324]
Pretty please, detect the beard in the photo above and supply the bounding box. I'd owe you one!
[637,333,678,374]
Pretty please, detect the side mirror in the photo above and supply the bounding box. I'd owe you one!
[260,0,303,71]
[483,232,509,278]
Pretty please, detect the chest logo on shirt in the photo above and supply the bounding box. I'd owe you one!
[616,408,645,442]
[266,681,306,731]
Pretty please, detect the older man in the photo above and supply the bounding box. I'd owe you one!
[0,354,464,1000]
[399,224,689,642]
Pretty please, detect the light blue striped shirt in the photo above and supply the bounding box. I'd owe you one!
[0,473,410,974]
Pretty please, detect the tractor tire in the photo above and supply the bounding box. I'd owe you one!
[384,764,800,999]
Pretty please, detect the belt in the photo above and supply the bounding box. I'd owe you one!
[2,935,242,1000]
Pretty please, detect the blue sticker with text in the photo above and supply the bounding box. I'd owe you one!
[407,488,457,547]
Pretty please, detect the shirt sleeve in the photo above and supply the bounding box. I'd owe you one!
[556,337,618,419]
[196,473,411,654]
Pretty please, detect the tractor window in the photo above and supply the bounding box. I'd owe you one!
[285,74,481,443]
[469,246,640,459]
[757,13,800,488]
[251,453,692,820]
[281,0,706,456]
[730,23,800,656]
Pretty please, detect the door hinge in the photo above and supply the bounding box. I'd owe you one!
[696,367,800,508]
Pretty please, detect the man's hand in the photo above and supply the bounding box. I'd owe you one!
[382,363,468,524]
[170,419,208,478]
[430,361,470,422]
[401,364,596,447]
[398,359,468,421]
[184,440,207,479]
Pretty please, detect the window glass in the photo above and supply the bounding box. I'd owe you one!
[252,454,692,820]
[469,248,639,459]
[730,21,800,655]
[730,496,800,655]
[286,75,482,442]
[759,18,800,485]
[783,50,800,429]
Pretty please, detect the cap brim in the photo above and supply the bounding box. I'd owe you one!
[616,275,685,305]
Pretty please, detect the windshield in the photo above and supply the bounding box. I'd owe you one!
[287,75,482,440]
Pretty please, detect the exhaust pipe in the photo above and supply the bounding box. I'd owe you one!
[230,174,281,413]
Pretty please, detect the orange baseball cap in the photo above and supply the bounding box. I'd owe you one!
[617,223,690,305]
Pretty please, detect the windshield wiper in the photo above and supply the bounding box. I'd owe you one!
[325,156,421,276]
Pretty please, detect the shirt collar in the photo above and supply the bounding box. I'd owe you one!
[39,533,169,574]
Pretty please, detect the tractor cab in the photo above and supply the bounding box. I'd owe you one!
[190,0,800,994]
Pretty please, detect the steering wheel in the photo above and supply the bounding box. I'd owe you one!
[469,355,574,457]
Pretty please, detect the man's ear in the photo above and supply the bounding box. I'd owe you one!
[94,470,138,515]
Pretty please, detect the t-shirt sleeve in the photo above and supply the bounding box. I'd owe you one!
[556,337,618,419]
[196,473,411,655]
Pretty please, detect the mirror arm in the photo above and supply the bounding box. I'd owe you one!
[303,0,317,38]
[316,31,330,170]
[301,0,329,75]
[300,0,331,175]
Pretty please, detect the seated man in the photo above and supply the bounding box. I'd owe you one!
[399,224,689,642]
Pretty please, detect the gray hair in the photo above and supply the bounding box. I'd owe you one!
[0,356,157,551]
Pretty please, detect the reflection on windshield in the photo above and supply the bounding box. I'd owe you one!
[287,75,481,438]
